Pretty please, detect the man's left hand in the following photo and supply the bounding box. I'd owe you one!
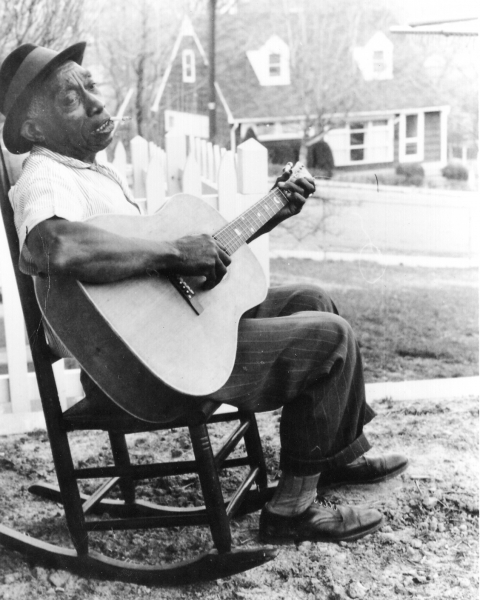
[246,172,315,243]
[276,176,316,219]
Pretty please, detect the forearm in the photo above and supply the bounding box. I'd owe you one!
[27,219,180,283]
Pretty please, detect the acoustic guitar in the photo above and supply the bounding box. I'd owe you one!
[35,162,311,422]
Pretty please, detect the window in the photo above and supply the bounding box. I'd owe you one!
[254,120,304,141]
[281,121,303,134]
[246,36,290,86]
[373,50,385,73]
[349,123,365,161]
[182,49,196,83]
[353,33,393,81]
[256,122,276,137]
[269,53,281,77]
[405,114,418,154]
[405,143,417,155]
[399,113,424,162]
[324,119,393,166]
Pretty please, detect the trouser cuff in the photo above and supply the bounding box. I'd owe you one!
[279,433,372,476]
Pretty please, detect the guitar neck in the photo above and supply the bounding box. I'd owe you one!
[213,188,289,255]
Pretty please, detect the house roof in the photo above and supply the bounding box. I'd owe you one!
[155,8,449,123]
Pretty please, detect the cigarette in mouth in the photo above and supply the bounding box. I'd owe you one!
[111,116,132,122]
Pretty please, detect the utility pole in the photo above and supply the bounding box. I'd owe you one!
[208,0,217,142]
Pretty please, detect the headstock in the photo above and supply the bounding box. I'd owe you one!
[282,161,313,184]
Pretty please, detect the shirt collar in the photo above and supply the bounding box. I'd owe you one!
[31,145,103,170]
[30,144,140,211]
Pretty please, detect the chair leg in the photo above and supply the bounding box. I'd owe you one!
[240,412,268,491]
[189,423,232,554]
[44,424,89,555]
[108,432,136,505]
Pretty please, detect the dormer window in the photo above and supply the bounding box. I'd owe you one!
[246,35,290,86]
[269,53,282,77]
[182,49,196,83]
[353,32,393,81]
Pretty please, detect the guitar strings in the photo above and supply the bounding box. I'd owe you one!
[215,189,288,255]
[214,166,311,255]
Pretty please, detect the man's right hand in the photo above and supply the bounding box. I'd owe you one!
[26,219,231,287]
[171,234,231,290]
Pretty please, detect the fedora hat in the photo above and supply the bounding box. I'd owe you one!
[0,42,86,154]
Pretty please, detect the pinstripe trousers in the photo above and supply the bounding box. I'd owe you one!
[81,283,374,477]
[208,284,375,476]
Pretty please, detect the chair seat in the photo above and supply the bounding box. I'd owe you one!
[63,393,228,433]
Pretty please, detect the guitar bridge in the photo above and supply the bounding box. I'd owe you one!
[168,274,204,316]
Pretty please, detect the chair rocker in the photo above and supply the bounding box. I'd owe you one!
[0,146,277,586]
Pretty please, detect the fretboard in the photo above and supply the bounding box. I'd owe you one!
[213,188,289,255]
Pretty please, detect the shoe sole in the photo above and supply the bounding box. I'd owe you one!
[319,461,409,490]
[259,516,384,545]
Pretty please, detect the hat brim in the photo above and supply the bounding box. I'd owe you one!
[3,42,86,155]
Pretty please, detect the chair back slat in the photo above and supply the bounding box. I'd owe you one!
[0,148,48,353]
[0,145,64,421]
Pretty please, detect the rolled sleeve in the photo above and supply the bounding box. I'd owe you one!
[9,146,140,275]
[10,163,85,274]
[16,171,83,248]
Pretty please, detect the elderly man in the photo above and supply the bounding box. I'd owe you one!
[0,42,407,545]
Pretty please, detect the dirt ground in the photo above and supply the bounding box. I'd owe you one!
[0,391,478,600]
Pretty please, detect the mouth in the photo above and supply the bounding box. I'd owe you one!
[94,119,114,134]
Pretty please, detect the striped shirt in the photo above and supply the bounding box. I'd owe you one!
[9,145,140,275]
[9,145,141,356]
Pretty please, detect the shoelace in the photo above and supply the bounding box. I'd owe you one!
[315,496,338,510]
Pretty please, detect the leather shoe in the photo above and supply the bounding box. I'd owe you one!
[259,502,383,544]
[318,453,408,489]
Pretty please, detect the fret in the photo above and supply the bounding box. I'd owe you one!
[213,164,308,255]
[214,188,290,254]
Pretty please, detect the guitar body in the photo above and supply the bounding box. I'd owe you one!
[35,194,268,422]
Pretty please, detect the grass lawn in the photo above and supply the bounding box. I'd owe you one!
[0,259,477,382]
[270,258,478,383]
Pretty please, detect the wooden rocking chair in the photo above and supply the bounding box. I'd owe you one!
[0,145,277,585]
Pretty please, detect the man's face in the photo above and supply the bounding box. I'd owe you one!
[37,61,114,163]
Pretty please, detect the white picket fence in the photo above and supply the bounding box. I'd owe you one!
[0,134,271,435]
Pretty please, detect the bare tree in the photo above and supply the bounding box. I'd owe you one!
[89,0,178,143]
[0,0,86,59]
[413,34,478,152]
[276,194,343,246]
[279,0,366,163]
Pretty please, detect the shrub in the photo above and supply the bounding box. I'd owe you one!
[441,162,469,181]
[395,162,425,186]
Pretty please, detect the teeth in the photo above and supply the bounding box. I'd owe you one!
[96,120,111,132]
